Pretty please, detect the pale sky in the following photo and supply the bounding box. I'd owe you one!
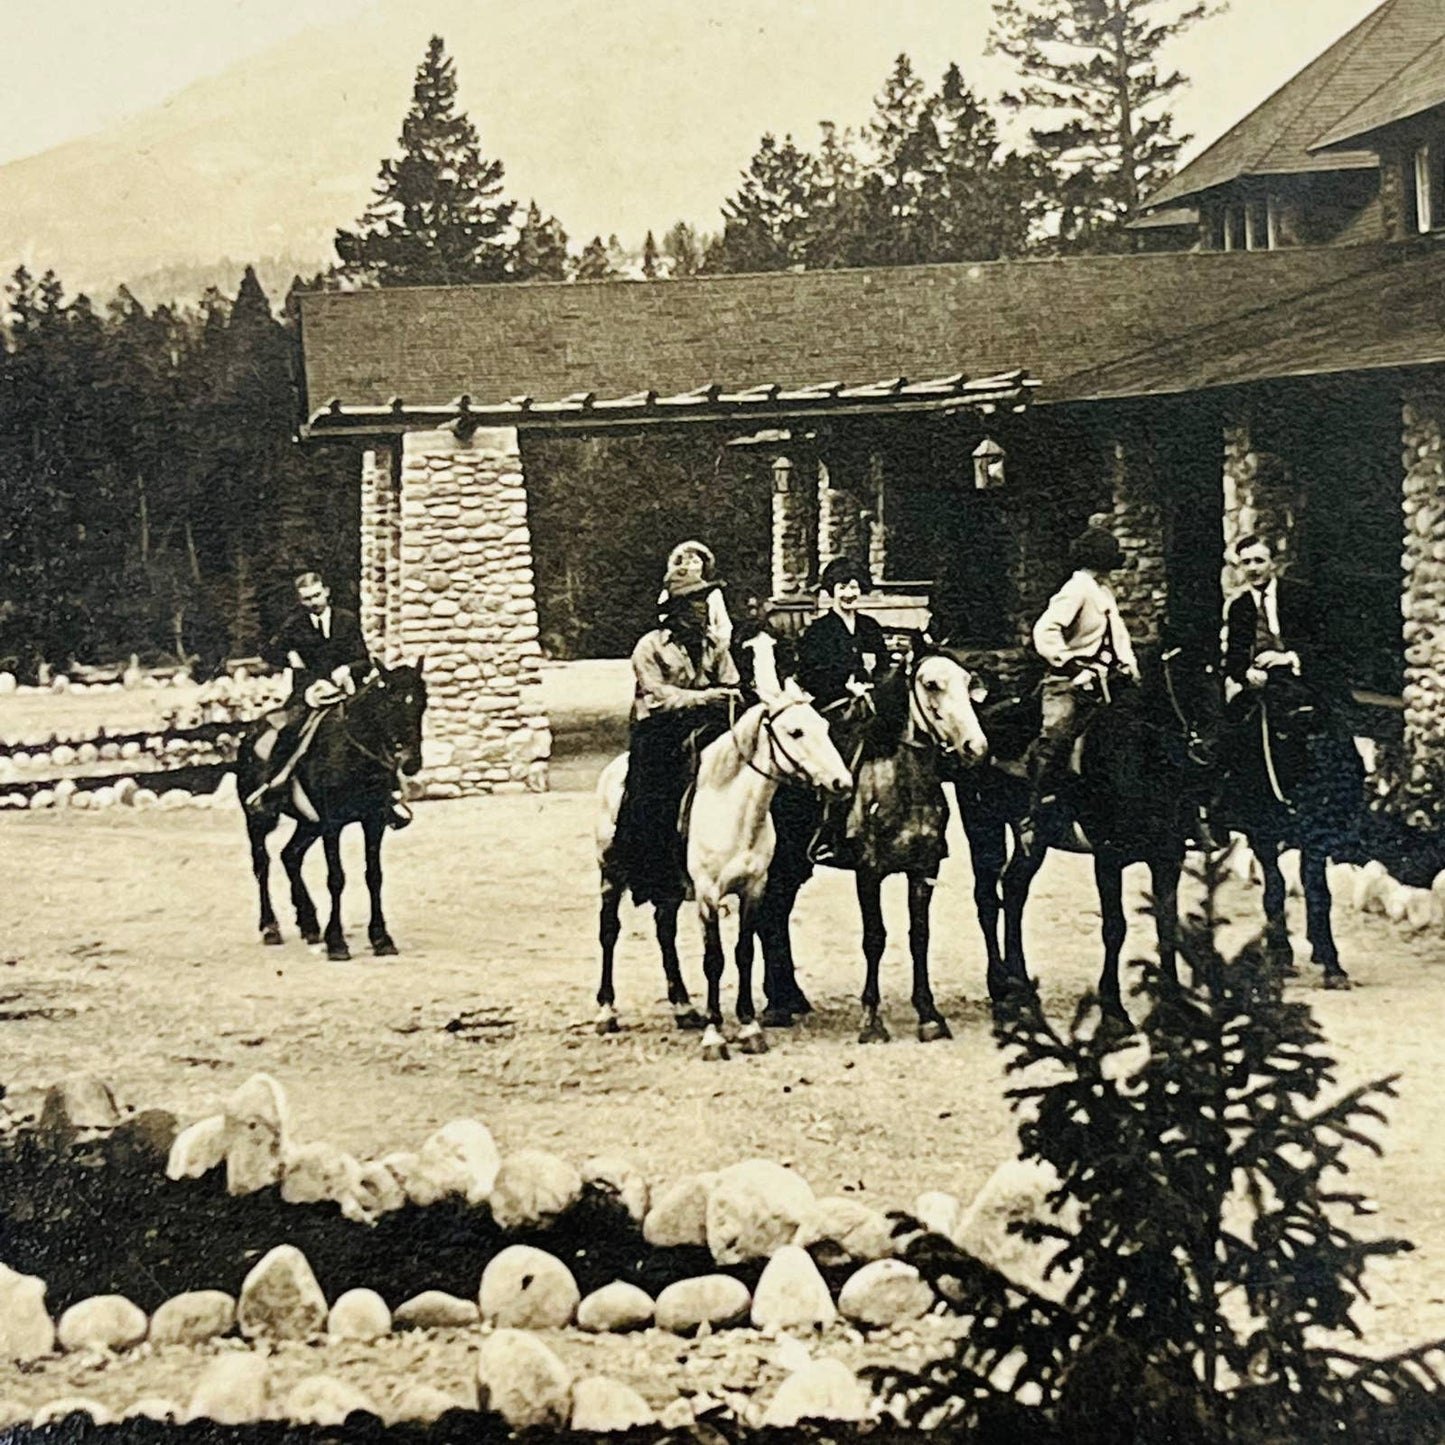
[0,0,1388,170]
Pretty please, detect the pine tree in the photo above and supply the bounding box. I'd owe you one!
[990,0,1212,250]
[575,236,615,282]
[510,201,570,281]
[662,221,704,277]
[708,133,818,273]
[855,54,934,264]
[335,35,516,286]
[641,229,659,279]
[875,860,1445,1442]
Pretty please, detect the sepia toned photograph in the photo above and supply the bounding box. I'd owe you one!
[1,1,1443,1440]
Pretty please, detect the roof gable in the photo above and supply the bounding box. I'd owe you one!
[299,248,1383,417]
[1312,33,1445,150]
[1147,0,1444,207]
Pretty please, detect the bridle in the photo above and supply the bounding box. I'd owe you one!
[906,653,978,758]
[731,697,817,785]
[337,674,419,773]
[1161,646,1213,767]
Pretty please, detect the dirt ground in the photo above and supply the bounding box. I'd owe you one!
[2,663,1445,1386]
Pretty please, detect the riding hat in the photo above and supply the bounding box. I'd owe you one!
[661,564,722,604]
[818,557,872,594]
[1070,525,1125,574]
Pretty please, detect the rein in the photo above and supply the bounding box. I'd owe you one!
[336,677,412,773]
[1161,648,1213,766]
[730,699,813,785]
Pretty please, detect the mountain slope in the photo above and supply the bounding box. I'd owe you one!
[0,0,999,301]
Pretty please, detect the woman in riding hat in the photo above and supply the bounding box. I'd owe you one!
[660,540,733,654]
[616,562,740,905]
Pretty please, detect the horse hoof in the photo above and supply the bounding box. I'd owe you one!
[261,926,283,947]
[738,1023,768,1055]
[595,1006,620,1035]
[858,1018,890,1045]
[760,1007,796,1029]
[701,1025,730,1061]
[785,991,814,1016]
[1323,972,1352,991]
[301,930,322,947]
[371,938,398,958]
[918,1018,952,1043]
[326,943,351,962]
[675,1009,707,1032]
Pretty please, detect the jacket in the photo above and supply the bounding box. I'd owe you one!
[1224,575,1329,690]
[265,606,371,698]
[796,609,890,710]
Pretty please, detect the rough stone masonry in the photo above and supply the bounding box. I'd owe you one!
[359,427,550,798]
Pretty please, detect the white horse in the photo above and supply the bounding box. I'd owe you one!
[595,644,850,1055]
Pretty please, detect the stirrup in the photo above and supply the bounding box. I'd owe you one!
[387,798,414,830]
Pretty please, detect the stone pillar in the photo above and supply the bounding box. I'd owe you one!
[1400,385,1445,825]
[359,443,400,660]
[866,450,888,583]
[770,453,812,597]
[394,428,550,798]
[1106,435,1167,645]
[1220,408,1300,594]
[817,458,867,569]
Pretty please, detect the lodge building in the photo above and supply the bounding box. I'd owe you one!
[298,0,1445,822]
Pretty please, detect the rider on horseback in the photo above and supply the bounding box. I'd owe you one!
[244,572,411,828]
[614,562,741,905]
[1023,522,1140,848]
[797,557,890,865]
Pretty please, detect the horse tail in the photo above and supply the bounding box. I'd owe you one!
[595,753,629,864]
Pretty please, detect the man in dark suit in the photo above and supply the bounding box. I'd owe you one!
[245,572,409,825]
[1224,535,1332,702]
[796,557,890,864]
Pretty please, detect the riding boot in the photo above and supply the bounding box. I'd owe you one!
[1019,737,1066,854]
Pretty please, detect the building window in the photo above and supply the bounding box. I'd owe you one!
[1412,143,1445,233]
[1222,205,1246,252]
[1266,195,1282,249]
[1245,201,1269,250]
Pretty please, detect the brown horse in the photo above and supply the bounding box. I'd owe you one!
[758,645,990,1043]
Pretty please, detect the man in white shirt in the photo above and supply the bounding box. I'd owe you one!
[1223,534,1316,700]
[1024,524,1140,841]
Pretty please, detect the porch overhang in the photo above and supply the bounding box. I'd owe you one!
[300,370,1037,441]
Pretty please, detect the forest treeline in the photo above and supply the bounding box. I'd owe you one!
[0,2,1211,671]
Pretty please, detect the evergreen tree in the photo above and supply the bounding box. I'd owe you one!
[335,35,515,286]
[641,229,659,279]
[853,55,934,265]
[990,0,1212,250]
[510,200,570,281]
[662,221,704,277]
[876,861,1445,1442]
[708,133,818,273]
[575,236,616,282]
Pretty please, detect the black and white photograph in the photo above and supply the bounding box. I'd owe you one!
[1,1,1444,1440]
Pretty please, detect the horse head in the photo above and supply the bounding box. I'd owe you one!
[360,659,429,776]
[908,647,990,766]
[762,680,852,797]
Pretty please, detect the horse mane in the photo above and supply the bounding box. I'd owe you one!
[696,702,763,790]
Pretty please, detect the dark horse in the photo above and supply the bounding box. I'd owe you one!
[1212,672,1363,989]
[236,663,427,960]
[952,645,1217,1024]
[756,645,990,1043]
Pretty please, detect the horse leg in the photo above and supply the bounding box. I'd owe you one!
[657,897,704,1030]
[1302,847,1349,989]
[759,874,809,1027]
[247,811,282,946]
[909,873,950,1042]
[281,822,321,945]
[962,807,1008,1001]
[1253,837,1295,974]
[1150,849,1183,990]
[363,813,397,957]
[699,909,729,1060]
[735,894,767,1055]
[321,826,350,962]
[595,872,623,1034]
[856,870,889,1044]
[999,840,1045,999]
[1094,850,1129,1028]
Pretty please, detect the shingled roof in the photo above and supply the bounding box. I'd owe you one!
[1146,0,1445,209]
[1312,32,1445,151]
[1055,245,1445,401]
[299,246,1380,421]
